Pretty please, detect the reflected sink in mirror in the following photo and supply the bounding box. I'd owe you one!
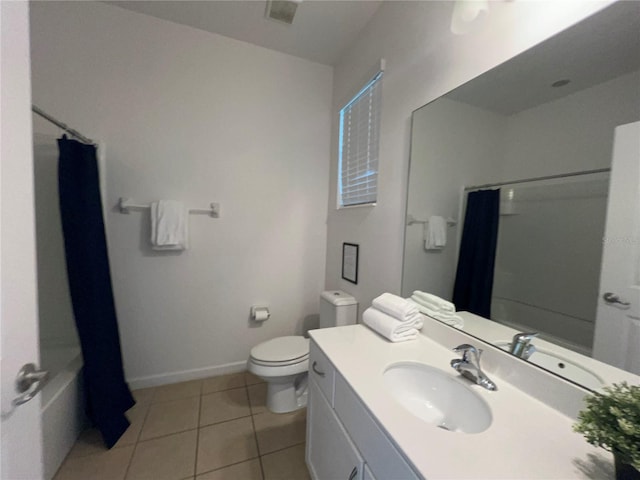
[383,362,492,434]
[494,341,604,390]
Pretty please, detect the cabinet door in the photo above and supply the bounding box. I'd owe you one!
[334,373,420,480]
[307,379,363,480]
[363,464,377,480]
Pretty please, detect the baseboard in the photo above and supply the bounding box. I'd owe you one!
[126,360,247,390]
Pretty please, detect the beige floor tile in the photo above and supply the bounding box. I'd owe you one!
[140,396,200,440]
[253,409,306,455]
[68,403,149,458]
[202,373,245,394]
[126,430,197,480]
[261,444,310,480]
[118,403,151,446]
[196,417,258,474]
[153,380,202,403]
[247,383,267,415]
[54,445,134,480]
[200,387,251,426]
[67,428,108,459]
[132,387,156,405]
[244,371,265,386]
[196,459,262,480]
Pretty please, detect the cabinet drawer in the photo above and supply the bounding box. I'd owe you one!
[309,341,335,405]
[334,373,420,480]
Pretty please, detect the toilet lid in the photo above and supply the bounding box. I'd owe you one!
[250,336,309,364]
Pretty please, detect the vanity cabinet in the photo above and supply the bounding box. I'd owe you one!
[306,340,420,480]
[307,380,364,480]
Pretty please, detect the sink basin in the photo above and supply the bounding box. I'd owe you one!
[383,362,492,434]
[495,341,604,390]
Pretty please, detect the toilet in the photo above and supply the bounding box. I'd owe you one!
[247,290,358,413]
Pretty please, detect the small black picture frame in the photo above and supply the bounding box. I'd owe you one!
[342,243,359,284]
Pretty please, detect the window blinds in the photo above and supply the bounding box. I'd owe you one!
[338,72,382,207]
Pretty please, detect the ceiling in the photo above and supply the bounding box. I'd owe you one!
[446,1,640,115]
[107,0,382,66]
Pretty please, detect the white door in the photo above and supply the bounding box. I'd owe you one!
[1,2,46,479]
[593,121,640,374]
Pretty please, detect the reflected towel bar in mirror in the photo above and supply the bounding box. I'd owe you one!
[118,197,220,218]
[406,214,457,227]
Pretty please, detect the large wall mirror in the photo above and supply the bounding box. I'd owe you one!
[402,1,640,391]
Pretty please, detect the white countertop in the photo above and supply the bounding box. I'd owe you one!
[310,324,613,479]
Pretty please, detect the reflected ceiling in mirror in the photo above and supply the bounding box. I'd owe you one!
[403,1,640,390]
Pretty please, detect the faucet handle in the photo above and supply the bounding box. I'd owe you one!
[510,332,539,358]
[453,344,481,362]
[453,344,476,353]
[512,332,539,344]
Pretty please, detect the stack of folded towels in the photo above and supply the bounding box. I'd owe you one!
[362,293,423,342]
[408,290,464,329]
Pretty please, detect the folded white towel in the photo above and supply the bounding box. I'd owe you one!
[372,293,421,323]
[412,290,455,313]
[363,307,421,342]
[407,299,464,329]
[425,216,447,250]
[151,200,188,251]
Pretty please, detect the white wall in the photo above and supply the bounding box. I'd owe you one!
[501,70,640,179]
[30,1,333,387]
[325,0,613,313]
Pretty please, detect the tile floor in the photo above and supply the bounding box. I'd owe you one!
[54,372,311,480]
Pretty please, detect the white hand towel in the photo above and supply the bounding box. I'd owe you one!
[372,293,421,323]
[151,200,188,251]
[412,290,455,313]
[425,216,447,250]
[407,299,464,329]
[362,307,420,342]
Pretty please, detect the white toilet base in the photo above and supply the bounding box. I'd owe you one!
[265,372,308,413]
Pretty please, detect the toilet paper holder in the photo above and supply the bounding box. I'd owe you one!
[251,305,270,322]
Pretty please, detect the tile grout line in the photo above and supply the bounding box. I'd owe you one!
[259,440,306,459]
[247,381,267,480]
[195,453,261,478]
[122,389,157,480]
[193,381,204,479]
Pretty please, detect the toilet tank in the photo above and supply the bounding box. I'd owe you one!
[319,291,358,328]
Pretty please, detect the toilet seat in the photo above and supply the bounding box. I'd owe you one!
[250,336,309,366]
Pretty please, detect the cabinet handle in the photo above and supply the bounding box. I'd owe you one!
[312,361,325,377]
[348,466,358,480]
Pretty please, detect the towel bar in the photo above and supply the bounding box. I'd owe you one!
[118,197,220,218]
[406,214,456,227]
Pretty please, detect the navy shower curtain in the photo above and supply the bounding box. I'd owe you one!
[452,189,500,318]
[58,136,134,448]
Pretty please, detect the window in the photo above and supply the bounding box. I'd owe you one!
[338,71,383,207]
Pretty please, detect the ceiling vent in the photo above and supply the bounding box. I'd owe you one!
[265,0,302,25]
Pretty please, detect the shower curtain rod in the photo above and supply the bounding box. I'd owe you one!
[31,105,95,145]
[464,168,611,191]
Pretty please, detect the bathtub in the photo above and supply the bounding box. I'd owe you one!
[40,344,86,480]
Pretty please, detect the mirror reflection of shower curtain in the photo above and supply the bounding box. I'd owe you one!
[452,189,500,317]
[58,136,135,448]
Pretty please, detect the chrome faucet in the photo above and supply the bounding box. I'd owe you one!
[450,344,497,391]
[510,332,539,360]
